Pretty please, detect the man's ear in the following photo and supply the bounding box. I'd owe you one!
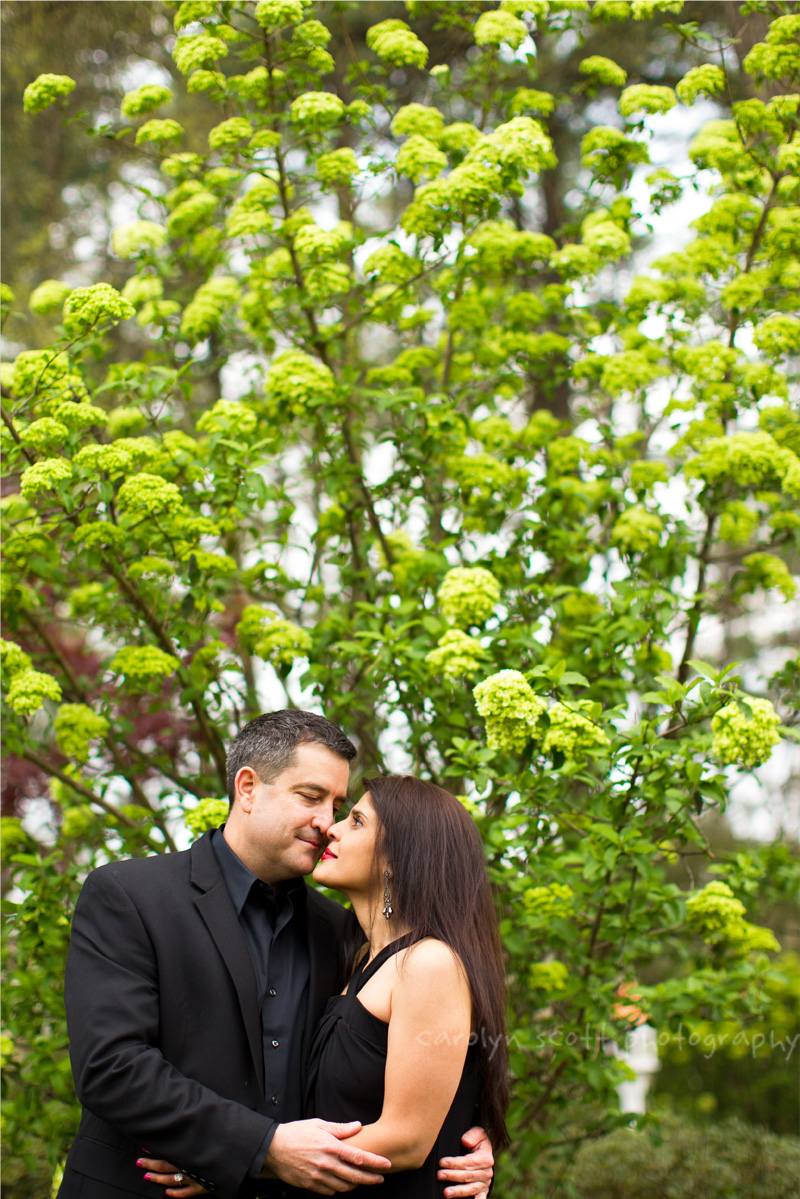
[234,765,260,813]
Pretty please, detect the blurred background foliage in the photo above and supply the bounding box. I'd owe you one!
[1,2,799,1197]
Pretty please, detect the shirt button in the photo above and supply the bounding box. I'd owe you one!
[269,989,277,997]
[272,1040,279,1048]
[271,1096,278,1105]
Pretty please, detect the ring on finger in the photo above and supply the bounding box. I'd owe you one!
[173,1174,185,1184]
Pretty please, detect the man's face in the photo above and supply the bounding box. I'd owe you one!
[228,742,351,884]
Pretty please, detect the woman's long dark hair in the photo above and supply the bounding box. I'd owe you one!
[364,774,510,1151]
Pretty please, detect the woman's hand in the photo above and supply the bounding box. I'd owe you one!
[136,1157,209,1198]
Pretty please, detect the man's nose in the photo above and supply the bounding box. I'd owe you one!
[311,802,335,836]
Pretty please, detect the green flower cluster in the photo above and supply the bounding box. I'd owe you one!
[743,13,800,81]
[264,349,335,416]
[685,880,746,938]
[20,417,68,453]
[712,697,782,769]
[60,806,99,841]
[5,668,62,715]
[235,605,312,665]
[396,135,447,183]
[208,117,252,150]
[197,398,258,436]
[579,55,627,87]
[619,84,677,117]
[676,64,725,104]
[523,882,574,919]
[23,73,75,114]
[73,442,134,477]
[542,701,610,762]
[290,92,344,128]
[181,276,239,342]
[473,669,547,754]
[63,284,134,336]
[117,473,183,515]
[437,566,501,626]
[121,84,172,118]
[110,645,180,688]
[20,457,73,500]
[581,125,650,182]
[718,501,758,546]
[112,221,169,260]
[168,191,218,237]
[122,275,163,312]
[135,119,184,147]
[528,960,569,991]
[425,629,488,680]
[316,147,359,187]
[294,221,352,263]
[753,314,800,358]
[185,796,229,838]
[1,639,32,680]
[226,178,277,237]
[28,279,72,315]
[172,33,228,75]
[473,9,528,49]
[366,19,428,68]
[54,703,110,762]
[689,431,800,497]
[254,0,306,29]
[740,552,796,601]
[612,505,664,553]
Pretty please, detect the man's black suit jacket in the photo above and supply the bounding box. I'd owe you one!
[57,830,357,1199]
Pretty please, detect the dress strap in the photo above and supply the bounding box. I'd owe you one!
[354,935,414,992]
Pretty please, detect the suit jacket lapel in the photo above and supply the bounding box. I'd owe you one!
[190,834,265,1096]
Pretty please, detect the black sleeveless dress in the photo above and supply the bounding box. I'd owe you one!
[306,939,481,1198]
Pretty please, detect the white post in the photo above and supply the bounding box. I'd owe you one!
[615,1023,660,1114]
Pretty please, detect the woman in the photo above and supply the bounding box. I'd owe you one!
[306,774,509,1196]
[139,774,508,1196]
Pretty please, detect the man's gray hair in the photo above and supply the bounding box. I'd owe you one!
[226,710,357,803]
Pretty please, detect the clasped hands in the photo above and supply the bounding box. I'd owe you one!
[137,1119,493,1198]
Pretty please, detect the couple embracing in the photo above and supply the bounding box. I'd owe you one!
[57,710,508,1199]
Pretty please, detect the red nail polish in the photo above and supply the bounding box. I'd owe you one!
[143,1174,151,1181]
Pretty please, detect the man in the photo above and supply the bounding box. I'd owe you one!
[58,711,494,1199]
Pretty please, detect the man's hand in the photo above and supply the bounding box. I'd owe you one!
[437,1126,494,1199]
[264,1118,391,1195]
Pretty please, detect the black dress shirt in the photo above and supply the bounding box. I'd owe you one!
[212,830,310,1182]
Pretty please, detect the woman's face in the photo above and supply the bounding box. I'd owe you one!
[313,791,381,894]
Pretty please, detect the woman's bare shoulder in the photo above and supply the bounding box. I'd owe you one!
[398,937,468,986]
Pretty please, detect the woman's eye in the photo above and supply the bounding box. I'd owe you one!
[352,814,362,826]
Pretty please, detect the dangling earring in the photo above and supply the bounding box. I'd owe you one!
[382,869,393,920]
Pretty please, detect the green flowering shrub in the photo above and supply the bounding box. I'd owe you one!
[366,19,428,69]
[4,5,799,1195]
[28,280,72,315]
[473,670,547,753]
[712,698,783,769]
[54,705,110,763]
[22,73,75,114]
[425,629,489,680]
[112,220,169,259]
[185,797,229,837]
[135,119,184,147]
[120,85,172,118]
[580,55,627,87]
[109,646,180,689]
[5,670,62,715]
[62,283,134,336]
[437,566,501,626]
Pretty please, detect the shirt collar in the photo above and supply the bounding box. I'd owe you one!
[212,827,307,917]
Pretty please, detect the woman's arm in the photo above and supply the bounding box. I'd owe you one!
[343,940,473,1172]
